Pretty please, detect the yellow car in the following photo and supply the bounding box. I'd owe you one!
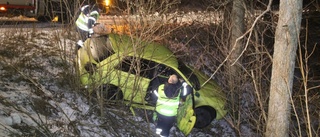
[77,33,227,135]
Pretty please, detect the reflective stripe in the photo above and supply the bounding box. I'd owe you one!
[157,99,180,106]
[158,108,175,116]
[154,90,159,97]
[81,5,89,11]
[182,82,187,96]
[156,128,162,135]
[183,86,187,96]
[88,17,96,22]
[90,11,99,16]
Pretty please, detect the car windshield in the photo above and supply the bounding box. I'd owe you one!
[178,62,200,90]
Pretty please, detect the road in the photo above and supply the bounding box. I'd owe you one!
[0,15,124,29]
[0,16,66,28]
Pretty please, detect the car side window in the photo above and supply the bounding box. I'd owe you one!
[156,64,175,77]
[140,58,157,78]
[115,57,132,73]
[115,56,156,79]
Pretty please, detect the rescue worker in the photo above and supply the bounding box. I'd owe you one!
[75,4,101,49]
[152,74,192,137]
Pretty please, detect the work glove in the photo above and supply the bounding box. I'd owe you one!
[152,112,158,122]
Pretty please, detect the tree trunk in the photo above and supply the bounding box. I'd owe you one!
[229,0,245,78]
[266,1,302,137]
[228,0,245,128]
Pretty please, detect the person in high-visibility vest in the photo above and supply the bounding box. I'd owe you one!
[152,74,192,137]
[75,4,101,49]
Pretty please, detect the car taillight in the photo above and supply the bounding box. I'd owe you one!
[0,7,6,11]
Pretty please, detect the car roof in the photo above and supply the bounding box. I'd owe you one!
[108,34,179,68]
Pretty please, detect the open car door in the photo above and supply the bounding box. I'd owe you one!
[176,94,196,135]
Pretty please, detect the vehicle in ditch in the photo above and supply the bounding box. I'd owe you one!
[77,33,227,135]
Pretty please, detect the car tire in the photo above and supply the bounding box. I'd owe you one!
[194,106,216,129]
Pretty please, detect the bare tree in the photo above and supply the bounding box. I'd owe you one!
[266,1,302,137]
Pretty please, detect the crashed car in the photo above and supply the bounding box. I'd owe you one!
[77,33,227,135]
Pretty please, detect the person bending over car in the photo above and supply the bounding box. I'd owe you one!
[75,4,101,49]
[152,74,192,137]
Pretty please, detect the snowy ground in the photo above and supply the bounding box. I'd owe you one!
[0,22,235,137]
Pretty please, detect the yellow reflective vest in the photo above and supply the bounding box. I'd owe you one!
[76,7,99,31]
[155,84,181,116]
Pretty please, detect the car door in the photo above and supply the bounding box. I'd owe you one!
[177,93,196,135]
[113,56,152,103]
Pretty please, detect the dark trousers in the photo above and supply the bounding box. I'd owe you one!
[156,112,176,137]
[76,27,89,42]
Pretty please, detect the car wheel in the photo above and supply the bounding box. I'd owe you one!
[102,84,123,100]
[194,106,216,128]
